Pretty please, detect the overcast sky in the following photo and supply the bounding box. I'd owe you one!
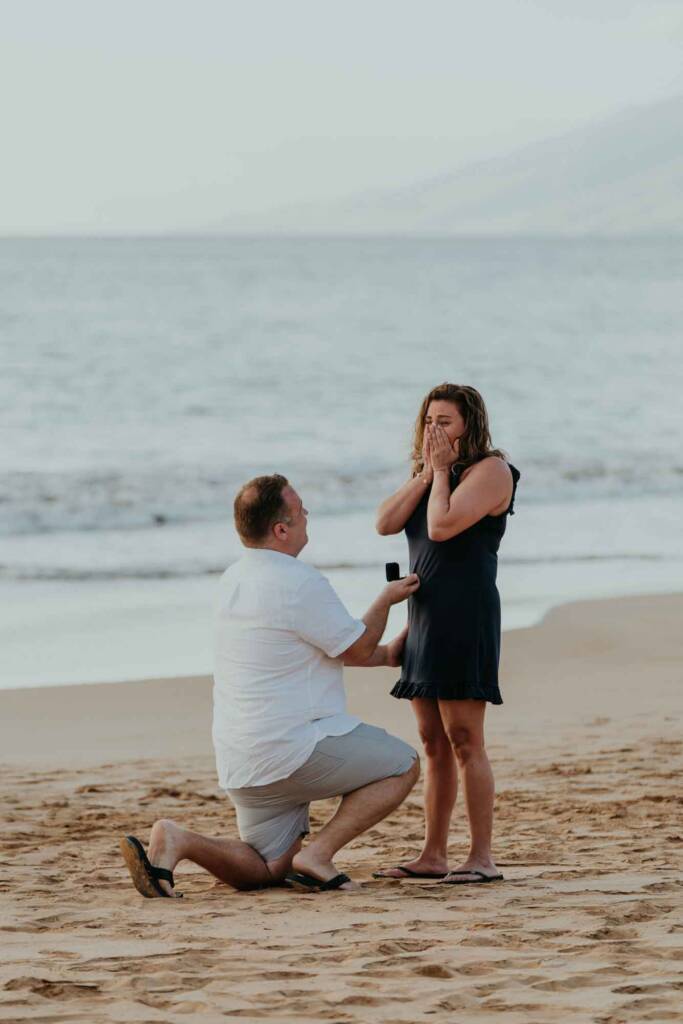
[1,0,681,233]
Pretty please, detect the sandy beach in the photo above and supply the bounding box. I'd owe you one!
[1,593,682,1023]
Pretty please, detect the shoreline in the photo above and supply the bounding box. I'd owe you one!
[3,581,683,694]
[2,592,681,767]
[3,487,683,691]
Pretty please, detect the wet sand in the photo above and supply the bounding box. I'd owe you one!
[1,594,682,1023]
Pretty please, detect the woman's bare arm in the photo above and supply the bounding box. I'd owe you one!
[376,432,434,535]
[376,473,431,535]
[427,457,512,542]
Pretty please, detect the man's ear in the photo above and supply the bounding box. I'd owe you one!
[273,523,287,541]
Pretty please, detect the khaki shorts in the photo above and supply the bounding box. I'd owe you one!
[227,723,417,862]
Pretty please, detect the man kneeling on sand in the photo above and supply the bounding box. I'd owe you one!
[120,473,420,895]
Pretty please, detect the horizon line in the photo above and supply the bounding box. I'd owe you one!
[2,231,683,243]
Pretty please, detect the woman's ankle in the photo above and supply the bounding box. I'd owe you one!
[466,849,495,867]
[419,846,449,865]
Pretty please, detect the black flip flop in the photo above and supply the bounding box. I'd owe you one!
[441,870,504,885]
[284,871,352,892]
[119,835,181,898]
[372,865,448,880]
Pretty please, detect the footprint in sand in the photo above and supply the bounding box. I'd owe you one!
[375,939,434,955]
[412,963,453,978]
[4,977,100,999]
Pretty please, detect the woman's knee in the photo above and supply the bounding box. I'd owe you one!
[446,726,483,765]
[418,726,451,760]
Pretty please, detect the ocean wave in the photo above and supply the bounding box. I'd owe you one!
[2,457,683,538]
[0,551,670,583]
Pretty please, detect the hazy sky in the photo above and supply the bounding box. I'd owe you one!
[1,0,681,233]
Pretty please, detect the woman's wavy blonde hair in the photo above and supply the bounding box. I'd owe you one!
[411,383,505,476]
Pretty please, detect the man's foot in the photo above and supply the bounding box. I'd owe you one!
[146,818,185,897]
[285,870,353,893]
[290,848,359,891]
[119,835,180,899]
[442,858,502,884]
[373,855,448,879]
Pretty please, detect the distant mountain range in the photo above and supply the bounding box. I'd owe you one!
[218,94,683,236]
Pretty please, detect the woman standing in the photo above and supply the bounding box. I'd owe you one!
[374,383,519,885]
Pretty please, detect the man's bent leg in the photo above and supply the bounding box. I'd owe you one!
[291,756,419,888]
[147,818,302,894]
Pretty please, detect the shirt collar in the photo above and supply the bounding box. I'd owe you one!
[241,547,297,563]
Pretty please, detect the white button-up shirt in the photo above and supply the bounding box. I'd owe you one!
[212,548,365,789]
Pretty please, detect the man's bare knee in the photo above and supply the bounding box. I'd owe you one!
[264,837,302,884]
[399,755,420,790]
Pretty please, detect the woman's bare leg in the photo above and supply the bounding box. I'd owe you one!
[375,698,457,877]
[438,699,500,880]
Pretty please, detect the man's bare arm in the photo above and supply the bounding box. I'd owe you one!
[342,578,418,666]
[356,644,390,667]
[349,625,409,668]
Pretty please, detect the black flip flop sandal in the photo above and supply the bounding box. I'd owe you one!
[441,870,504,885]
[284,871,352,892]
[372,865,448,880]
[119,835,181,898]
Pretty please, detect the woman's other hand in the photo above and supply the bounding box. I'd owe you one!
[421,431,434,484]
[386,626,409,668]
[429,424,458,471]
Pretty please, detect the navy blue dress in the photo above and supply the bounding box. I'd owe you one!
[391,461,520,704]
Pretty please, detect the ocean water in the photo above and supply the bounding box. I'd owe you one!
[1,236,681,688]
